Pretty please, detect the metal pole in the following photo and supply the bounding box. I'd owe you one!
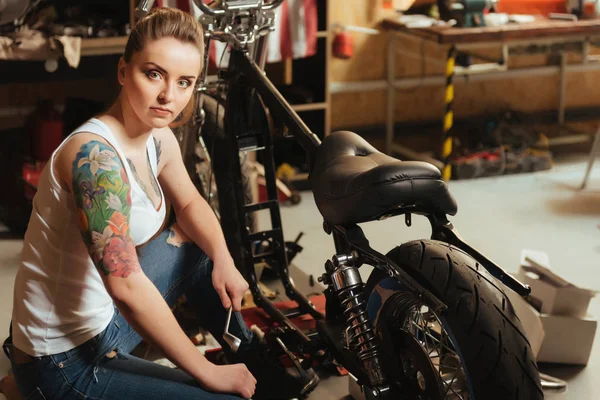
[559,52,567,125]
[386,32,396,155]
[329,61,600,94]
[442,46,456,181]
[581,126,600,190]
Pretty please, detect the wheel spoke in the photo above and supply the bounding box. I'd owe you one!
[443,361,461,397]
[448,384,464,400]
[401,305,469,399]
[412,322,457,358]
[412,312,431,357]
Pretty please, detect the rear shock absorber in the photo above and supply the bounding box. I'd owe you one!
[330,253,388,388]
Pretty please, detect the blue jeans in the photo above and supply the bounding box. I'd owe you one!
[7,226,255,400]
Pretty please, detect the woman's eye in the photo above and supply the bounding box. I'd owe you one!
[178,80,191,89]
[147,70,161,80]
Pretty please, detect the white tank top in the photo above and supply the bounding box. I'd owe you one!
[12,118,166,356]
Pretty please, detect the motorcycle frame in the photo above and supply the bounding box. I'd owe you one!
[198,32,532,397]
[140,0,532,396]
[221,46,530,293]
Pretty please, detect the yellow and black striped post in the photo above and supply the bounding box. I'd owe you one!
[442,46,456,181]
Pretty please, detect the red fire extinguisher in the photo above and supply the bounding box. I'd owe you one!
[332,27,354,59]
[28,100,64,162]
[332,24,379,60]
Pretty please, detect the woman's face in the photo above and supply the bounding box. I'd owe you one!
[119,37,202,129]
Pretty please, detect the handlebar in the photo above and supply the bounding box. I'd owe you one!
[135,0,281,54]
[136,0,224,18]
[135,0,156,19]
[192,0,284,15]
[137,0,284,18]
[192,0,225,15]
[262,0,285,10]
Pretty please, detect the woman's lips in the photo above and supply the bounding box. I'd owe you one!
[150,107,172,116]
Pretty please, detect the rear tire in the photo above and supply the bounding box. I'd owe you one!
[365,240,544,400]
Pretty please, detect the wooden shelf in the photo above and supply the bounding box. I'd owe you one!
[81,37,128,56]
[80,32,326,56]
[291,102,327,112]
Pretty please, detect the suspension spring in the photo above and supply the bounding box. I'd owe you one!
[330,254,387,387]
[339,284,381,362]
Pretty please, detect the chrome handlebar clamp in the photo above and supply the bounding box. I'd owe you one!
[191,0,282,92]
[195,1,277,51]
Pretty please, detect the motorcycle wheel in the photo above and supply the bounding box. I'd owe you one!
[365,239,544,400]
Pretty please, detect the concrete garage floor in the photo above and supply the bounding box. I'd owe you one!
[1,153,599,399]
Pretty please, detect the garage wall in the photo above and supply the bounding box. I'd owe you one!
[0,56,121,131]
[328,0,600,130]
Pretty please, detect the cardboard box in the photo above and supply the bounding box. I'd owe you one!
[511,250,599,365]
[518,249,598,318]
[505,283,545,358]
[537,313,597,365]
[504,285,597,365]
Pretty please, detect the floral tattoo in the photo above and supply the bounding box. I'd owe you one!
[73,141,140,278]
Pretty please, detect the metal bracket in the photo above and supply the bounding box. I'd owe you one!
[428,214,531,296]
[331,224,447,315]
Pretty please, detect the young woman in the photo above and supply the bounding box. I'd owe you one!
[6,7,301,400]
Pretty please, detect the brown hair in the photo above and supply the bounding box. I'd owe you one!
[124,7,204,127]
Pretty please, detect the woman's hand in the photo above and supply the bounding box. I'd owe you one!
[201,363,256,399]
[212,254,250,311]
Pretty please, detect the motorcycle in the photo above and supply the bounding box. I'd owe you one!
[137,0,545,398]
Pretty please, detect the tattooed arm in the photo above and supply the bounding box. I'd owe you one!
[55,135,253,396]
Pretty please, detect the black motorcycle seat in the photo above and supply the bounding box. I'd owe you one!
[310,131,458,226]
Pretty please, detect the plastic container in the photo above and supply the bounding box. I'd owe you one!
[495,0,567,15]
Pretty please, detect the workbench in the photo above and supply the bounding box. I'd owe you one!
[380,16,600,179]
